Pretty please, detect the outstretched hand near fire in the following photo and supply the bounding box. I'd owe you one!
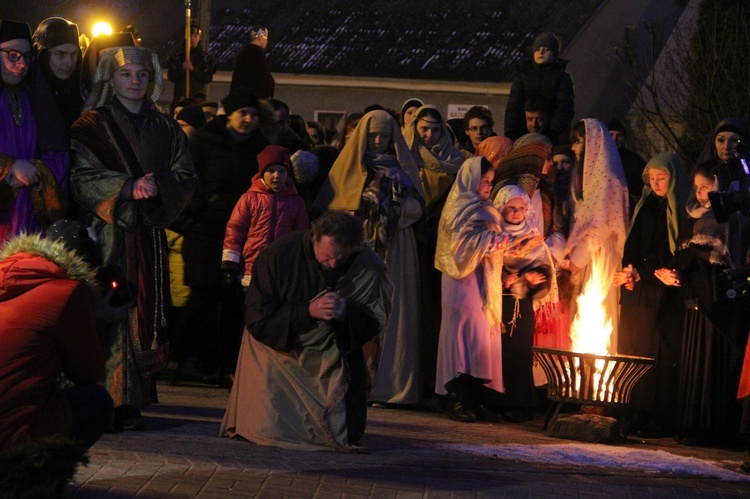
[654,268,681,287]
[613,264,640,290]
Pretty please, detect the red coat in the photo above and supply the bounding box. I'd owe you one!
[0,236,105,448]
[223,174,309,279]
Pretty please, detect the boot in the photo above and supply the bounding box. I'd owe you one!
[445,391,477,422]
[445,375,478,422]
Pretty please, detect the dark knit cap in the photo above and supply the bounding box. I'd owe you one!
[532,32,560,58]
[222,87,260,116]
[33,18,78,50]
[46,219,101,266]
[715,123,742,136]
[0,20,32,44]
[551,144,575,160]
[257,144,291,174]
[176,105,207,130]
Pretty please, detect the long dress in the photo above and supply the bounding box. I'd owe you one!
[403,105,464,393]
[564,119,629,349]
[314,110,426,405]
[70,97,196,408]
[434,157,505,395]
[674,209,750,443]
[0,85,68,243]
[618,153,689,426]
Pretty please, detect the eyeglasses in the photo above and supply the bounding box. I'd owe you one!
[0,49,34,63]
[467,126,490,133]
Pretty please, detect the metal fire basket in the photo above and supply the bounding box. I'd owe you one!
[532,346,654,430]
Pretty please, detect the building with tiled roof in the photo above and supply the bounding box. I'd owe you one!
[7,0,689,133]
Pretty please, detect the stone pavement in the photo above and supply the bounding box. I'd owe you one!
[66,382,750,498]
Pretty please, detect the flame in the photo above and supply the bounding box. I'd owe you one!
[568,248,619,400]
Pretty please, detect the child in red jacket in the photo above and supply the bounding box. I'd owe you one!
[222,145,310,286]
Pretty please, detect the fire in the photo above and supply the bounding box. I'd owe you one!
[567,248,619,401]
[569,249,615,355]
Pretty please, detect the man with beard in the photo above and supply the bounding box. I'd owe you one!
[220,211,392,450]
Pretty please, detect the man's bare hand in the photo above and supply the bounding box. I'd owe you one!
[309,291,346,320]
[133,173,158,199]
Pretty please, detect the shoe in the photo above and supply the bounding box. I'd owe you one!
[113,405,144,432]
[121,417,145,431]
[445,392,477,423]
[473,404,504,423]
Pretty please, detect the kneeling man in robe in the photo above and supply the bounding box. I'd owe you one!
[220,211,393,450]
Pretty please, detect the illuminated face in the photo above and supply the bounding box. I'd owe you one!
[367,131,391,154]
[714,131,741,162]
[190,33,201,49]
[111,63,149,102]
[694,172,717,206]
[648,168,670,198]
[0,38,32,85]
[416,118,442,148]
[402,106,419,127]
[501,196,527,225]
[227,106,258,135]
[262,164,288,191]
[609,130,626,149]
[478,169,494,200]
[47,43,78,80]
[466,118,491,148]
[313,235,347,270]
[571,134,585,162]
[534,46,555,65]
[525,111,547,134]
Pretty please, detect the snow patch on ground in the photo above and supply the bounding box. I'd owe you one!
[442,443,750,481]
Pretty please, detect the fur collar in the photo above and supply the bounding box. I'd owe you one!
[0,233,97,284]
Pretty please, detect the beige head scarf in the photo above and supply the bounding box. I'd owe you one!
[630,152,689,254]
[83,46,164,112]
[402,105,464,207]
[313,110,424,211]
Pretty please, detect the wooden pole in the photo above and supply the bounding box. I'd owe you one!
[184,0,192,97]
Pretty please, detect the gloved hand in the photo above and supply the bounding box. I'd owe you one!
[220,260,241,296]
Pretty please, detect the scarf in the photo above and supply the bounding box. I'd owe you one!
[402,105,464,209]
[566,119,629,261]
[360,150,418,259]
[629,152,690,254]
[435,157,504,333]
[313,110,425,212]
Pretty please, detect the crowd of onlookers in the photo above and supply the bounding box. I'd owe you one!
[1,16,749,467]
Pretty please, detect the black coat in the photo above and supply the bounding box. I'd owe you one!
[167,46,217,98]
[229,44,275,99]
[503,59,575,145]
[182,116,269,287]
